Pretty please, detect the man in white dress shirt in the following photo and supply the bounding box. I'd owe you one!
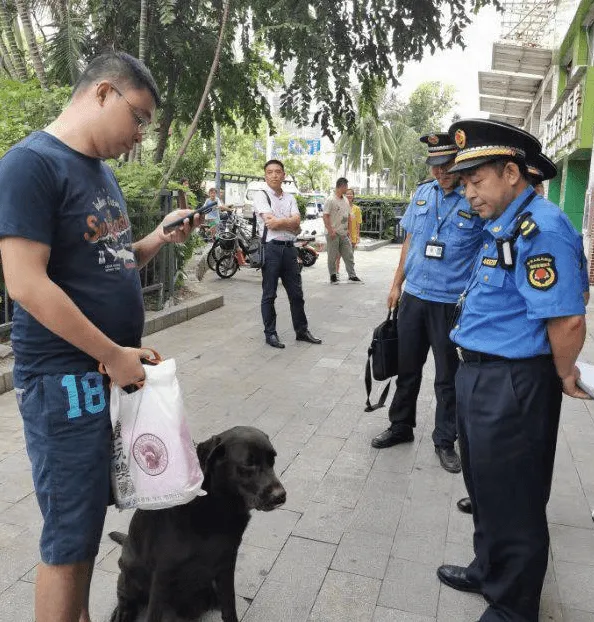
[253,159,322,349]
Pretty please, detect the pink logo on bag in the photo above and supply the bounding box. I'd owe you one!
[133,434,168,476]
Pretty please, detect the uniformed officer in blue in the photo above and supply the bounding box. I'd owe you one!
[437,119,589,622]
[371,132,484,473]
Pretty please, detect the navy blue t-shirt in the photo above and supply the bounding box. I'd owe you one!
[0,131,144,376]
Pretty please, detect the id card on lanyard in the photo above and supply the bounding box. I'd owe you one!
[424,189,463,260]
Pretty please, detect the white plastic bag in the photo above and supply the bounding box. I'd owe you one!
[110,358,206,510]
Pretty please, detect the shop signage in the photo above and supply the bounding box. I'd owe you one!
[545,82,582,158]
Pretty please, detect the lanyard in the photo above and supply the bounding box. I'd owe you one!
[432,187,463,239]
[458,190,537,300]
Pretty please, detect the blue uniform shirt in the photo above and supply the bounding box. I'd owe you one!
[401,180,484,304]
[451,186,586,358]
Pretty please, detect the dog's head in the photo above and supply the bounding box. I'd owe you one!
[196,426,286,512]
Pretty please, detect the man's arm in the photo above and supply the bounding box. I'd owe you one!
[0,237,151,386]
[261,212,301,232]
[323,213,335,238]
[132,208,196,268]
[387,232,412,309]
[547,315,589,398]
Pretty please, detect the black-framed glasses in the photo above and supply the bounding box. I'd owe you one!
[109,83,151,134]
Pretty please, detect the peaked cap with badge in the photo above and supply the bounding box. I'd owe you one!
[447,119,541,174]
[419,132,458,166]
[526,152,557,184]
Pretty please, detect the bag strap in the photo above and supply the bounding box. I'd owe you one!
[252,190,270,243]
[364,306,397,412]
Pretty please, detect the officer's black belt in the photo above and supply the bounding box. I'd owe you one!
[456,347,552,364]
[267,240,294,247]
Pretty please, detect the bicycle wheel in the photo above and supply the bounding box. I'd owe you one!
[216,254,239,279]
[207,244,224,271]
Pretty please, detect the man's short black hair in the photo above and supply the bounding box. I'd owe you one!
[73,51,161,107]
[491,157,528,179]
[336,177,348,188]
[264,159,285,172]
[180,177,189,184]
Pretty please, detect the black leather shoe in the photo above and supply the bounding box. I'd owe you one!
[435,446,461,473]
[348,275,363,282]
[266,334,285,349]
[296,330,322,344]
[457,497,472,514]
[437,565,481,593]
[371,426,414,449]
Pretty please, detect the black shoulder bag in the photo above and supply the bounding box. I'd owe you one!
[364,307,399,412]
[247,192,270,269]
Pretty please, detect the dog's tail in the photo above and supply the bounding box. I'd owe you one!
[108,531,127,546]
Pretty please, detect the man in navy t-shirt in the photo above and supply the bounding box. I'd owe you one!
[0,52,198,622]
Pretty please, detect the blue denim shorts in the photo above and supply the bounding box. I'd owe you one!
[15,371,112,565]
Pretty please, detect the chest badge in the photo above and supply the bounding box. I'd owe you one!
[525,254,557,290]
[416,200,427,206]
[457,210,473,220]
[481,257,498,268]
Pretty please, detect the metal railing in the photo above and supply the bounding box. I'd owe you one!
[0,190,178,339]
[358,201,407,240]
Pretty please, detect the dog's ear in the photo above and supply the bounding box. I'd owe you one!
[196,435,225,475]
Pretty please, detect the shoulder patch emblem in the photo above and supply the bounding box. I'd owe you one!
[519,217,540,239]
[525,254,557,291]
[482,257,498,268]
[492,226,502,233]
[416,200,427,206]
[457,210,473,220]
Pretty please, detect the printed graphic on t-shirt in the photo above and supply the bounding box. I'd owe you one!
[84,189,136,273]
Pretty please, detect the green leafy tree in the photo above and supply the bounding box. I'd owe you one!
[296,158,332,192]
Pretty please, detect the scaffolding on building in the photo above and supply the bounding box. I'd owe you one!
[499,0,556,47]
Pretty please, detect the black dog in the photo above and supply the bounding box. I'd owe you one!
[109,426,286,622]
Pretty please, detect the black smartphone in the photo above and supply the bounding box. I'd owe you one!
[162,203,214,233]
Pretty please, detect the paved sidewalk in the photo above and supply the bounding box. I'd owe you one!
[1,246,594,621]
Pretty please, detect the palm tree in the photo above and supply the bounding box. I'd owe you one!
[132,0,150,162]
[335,91,396,191]
[0,32,18,78]
[14,0,47,88]
[0,3,27,80]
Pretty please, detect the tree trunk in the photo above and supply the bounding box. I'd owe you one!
[14,0,47,89]
[0,6,27,80]
[0,34,18,79]
[158,0,231,195]
[154,102,175,164]
[133,0,150,163]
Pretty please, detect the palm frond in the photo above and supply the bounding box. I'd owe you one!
[45,11,87,85]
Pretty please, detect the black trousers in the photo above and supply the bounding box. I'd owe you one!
[261,243,308,337]
[457,356,562,622]
[388,292,458,448]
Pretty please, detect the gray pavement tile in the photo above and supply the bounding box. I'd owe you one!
[435,584,486,622]
[308,569,381,622]
[562,608,594,621]
[550,524,594,566]
[299,434,345,461]
[555,560,594,612]
[330,530,392,579]
[281,467,329,513]
[274,421,318,446]
[547,490,594,531]
[293,501,354,544]
[242,508,301,551]
[312,471,367,509]
[443,541,475,570]
[235,543,280,599]
[267,535,336,586]
[373,607,436,622]
[379,558,440,617]
[315,404,363,438]
[241,577,321,622]
[0,579,35,622]
[330,450,376,479]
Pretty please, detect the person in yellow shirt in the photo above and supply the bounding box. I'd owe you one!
[336,188,362,275]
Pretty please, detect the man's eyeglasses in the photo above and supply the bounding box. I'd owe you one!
[109,83,151,134]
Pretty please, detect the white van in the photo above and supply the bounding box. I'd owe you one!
[243,180,299,217]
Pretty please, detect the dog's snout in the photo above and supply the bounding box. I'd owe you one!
[271,485,286,506]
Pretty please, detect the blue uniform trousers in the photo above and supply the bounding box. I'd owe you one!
[457,356,562,622]
[388,292,458,448]
[261,242,308,337]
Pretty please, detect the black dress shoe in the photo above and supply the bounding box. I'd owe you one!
[435,446,461,473]
[296,330,322,344]
[266,334,285,349]
[371,425,414,449]
[436,565,481,594]
[457,497,472,514]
